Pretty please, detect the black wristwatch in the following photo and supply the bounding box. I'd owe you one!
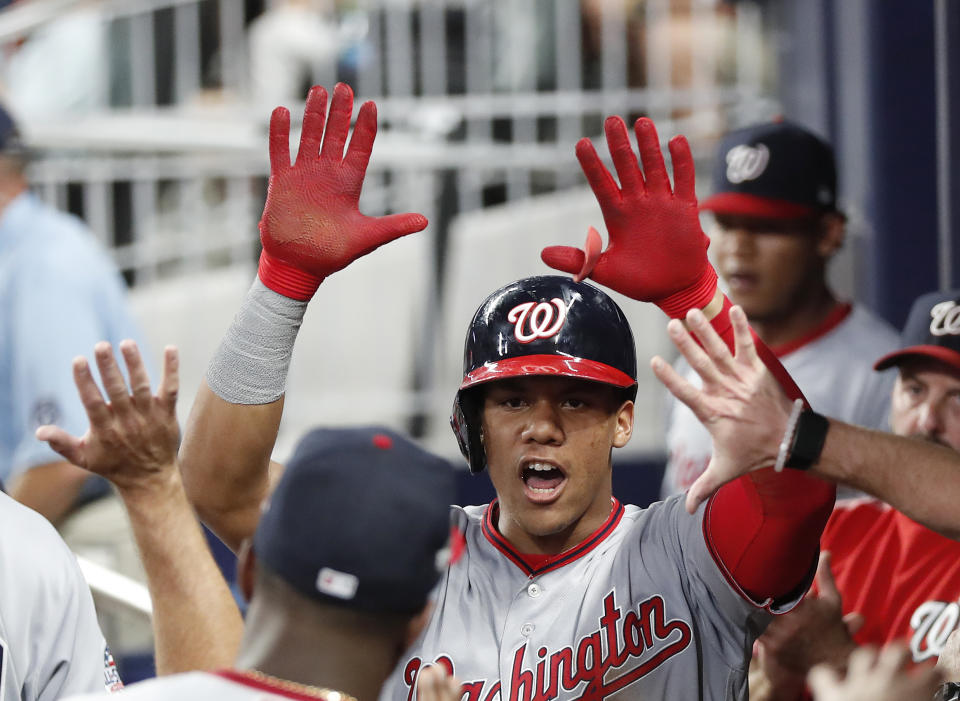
[785,409,830,470]
[935,681,960,701]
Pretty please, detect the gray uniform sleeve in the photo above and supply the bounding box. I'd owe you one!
[0,495,115,700]
[628,495,805,662]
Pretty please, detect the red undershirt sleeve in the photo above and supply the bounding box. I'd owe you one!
[701,297,836,603]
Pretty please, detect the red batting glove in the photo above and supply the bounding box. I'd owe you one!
[541,116,717,318]
[257,83,429,301]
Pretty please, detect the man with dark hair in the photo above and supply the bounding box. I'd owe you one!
[663,119,898,498]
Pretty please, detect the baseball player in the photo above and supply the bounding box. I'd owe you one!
[662,120,898,498]
[655,289,960,698]
[39,341,460,701]
[178,83,837,700]
[0,490,123,699]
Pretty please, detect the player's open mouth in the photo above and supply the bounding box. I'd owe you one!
[520,461,567,502]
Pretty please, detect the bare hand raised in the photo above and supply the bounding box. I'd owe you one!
[651,304,793,513]
[808,645,940,701]
[35,341,180,495]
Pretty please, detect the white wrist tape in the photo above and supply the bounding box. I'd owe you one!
[205,278,308,404]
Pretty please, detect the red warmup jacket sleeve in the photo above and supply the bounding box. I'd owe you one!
[701,297,836,604]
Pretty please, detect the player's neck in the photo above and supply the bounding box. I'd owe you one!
[749,286,839,350]
[497,495,615,556]
[237,601,401,701]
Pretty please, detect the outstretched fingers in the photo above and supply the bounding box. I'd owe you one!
[319,82,354,162]
[343,100,377,175]
[120,340,152,409]
[729,305,760,366]
[295,85,328,165]
[666,317,725,388]
[575,138,620,204]
[72,355,112,427]
[633,118,670,195]
[668,135,696,202]
[34,425,85,467]
[268,106,292,174]
[159,346,179,413]
[95,342,133,412]
[685,308,736,375]
[651,354,711,422]
[604,116,643,193]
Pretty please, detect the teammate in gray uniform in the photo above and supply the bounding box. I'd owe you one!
[38,342,459,701]
[0,491,122,698]
[179,83,837,701]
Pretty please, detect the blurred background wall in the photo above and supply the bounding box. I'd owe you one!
[0,0,955,481]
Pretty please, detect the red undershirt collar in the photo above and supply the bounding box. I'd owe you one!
[769,302,853,358]
[482,497,625,577]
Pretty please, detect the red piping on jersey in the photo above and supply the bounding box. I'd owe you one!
[481,497,625,577]
[769,302,852,358]
[215,669,341,700]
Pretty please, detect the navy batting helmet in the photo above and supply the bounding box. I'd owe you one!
[450,276,638,473]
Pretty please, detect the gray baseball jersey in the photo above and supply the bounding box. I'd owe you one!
[65,670,326,700]
[0,492,121,699]
[380,494,802,701]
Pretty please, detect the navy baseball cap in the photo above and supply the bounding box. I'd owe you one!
[253,426,457,614]
[701,120,837,220]
[875,290,960,372]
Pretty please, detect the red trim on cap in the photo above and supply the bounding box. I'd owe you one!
[481,498,625,577]
[460,355,636,390]
[215,670,338,700]
[874,344,960,372]
[701,192,820,220]
[769,303,852,358]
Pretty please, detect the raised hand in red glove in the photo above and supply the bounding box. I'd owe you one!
[258,83,429,301]
[541,116,717,318]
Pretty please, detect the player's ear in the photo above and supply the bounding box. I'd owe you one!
[613,399,634,448]
[237,538,257,602]
[815,212,846,258]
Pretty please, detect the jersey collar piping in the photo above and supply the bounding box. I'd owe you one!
[214,669,350,700]
[769,302,853,358]
[481,497,625,577]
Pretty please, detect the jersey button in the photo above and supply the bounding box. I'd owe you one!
[521,623,535,636]
[527,582,541,598]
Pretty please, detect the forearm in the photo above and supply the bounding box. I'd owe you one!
[814,420,960,540]
[9,460,91,526]
[179,381,284,552]
[701,291,835,599]
[118,468,243,675]
[180,278,307,551]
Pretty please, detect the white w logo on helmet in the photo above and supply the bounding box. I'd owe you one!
[508,299,567,344]
[725,144,770,184]
[929,300,960,336]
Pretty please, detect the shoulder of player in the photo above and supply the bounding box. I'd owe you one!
[4,202,118,281]
[64,671,220,700]
[843,305,900,346]
[823,497,892,543]
[0,493,87,587]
